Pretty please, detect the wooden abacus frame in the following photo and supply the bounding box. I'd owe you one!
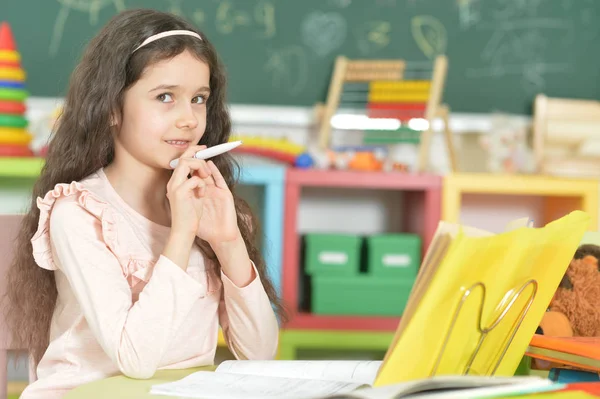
[317,55,457,173]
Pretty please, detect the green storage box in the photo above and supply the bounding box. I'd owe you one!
[366,234,421,278]
[304,233,362,276]
[311,275,415,316]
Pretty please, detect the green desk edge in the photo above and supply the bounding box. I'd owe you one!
[63,366,216,399]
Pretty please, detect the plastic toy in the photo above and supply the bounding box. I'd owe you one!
[0,22,32,157]
[229,135,305,166]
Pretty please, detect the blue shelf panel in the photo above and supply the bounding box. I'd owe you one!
[238,165,286,296]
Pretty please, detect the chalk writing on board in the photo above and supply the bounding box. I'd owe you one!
[193,9,205,26]
[264,46,308,96]
[215,0,276,39]
[164,0,184,16]
[302,11,347,57]
[356,21,391,55]
[464,0,574,92]
[581,0,597,28]
[411,16,447,59]
[50,0,126,56]
[216,1,250,34]
[254,0,276,38]
[328,0,352,8]
[457,0,480,30]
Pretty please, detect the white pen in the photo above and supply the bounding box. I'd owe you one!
[169,141,242,169]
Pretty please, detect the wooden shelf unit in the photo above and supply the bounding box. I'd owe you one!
[282,168,442,331]
[443,173,599,230]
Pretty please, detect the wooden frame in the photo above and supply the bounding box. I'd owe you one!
[442,173,599,232]
[533,94,600,177]
[317,55,457,173]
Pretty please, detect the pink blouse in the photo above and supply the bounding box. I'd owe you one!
[20,169,279,399]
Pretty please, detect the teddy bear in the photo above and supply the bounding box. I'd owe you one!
[541,244,600,337]
[532,244,600,369]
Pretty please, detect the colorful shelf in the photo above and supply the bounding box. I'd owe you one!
[238,165,285,295]
[286,312,399,331]
[282,168,442,330]
[443,173,599,230]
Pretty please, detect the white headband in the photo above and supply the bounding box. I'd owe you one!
[132,30,202,53]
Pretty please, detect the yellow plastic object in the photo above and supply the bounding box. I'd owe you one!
[443,173,599,230]
[375,211,590,386]
[0,50,20,62]
[0,67,25,81]
[229,135,305,155]
[0,127,32,145]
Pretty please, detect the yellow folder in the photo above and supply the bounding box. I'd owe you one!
[375,211,591,386]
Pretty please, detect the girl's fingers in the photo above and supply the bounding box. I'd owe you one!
[169,158,210,190]
[169,145,207,169]
[175,175,206,198]
[180,145,207,159]
[207,161,228,190]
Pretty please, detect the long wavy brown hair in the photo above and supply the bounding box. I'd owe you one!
[4,8,286,367]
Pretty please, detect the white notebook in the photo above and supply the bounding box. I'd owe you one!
[149,360,559,399]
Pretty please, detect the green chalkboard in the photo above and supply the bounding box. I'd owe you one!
[4,0,600,114]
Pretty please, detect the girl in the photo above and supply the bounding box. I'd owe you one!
[5,8,284,399]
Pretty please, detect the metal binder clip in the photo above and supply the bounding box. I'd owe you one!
[431,279,538,376]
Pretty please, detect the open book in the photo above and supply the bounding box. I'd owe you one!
[149,360,561,399]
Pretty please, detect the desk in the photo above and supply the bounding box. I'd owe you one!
[63,366,215,399]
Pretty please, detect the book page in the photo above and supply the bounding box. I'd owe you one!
[216,360,382,385]
[325,375,554,399]
[149,370,364,399]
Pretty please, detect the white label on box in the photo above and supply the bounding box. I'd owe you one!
[382,254,411,268]
[319,251,348,265]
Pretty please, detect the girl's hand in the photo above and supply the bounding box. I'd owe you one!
[166,145,211,237]
[195,160,240,245]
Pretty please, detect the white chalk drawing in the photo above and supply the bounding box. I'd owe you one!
[328,0,352,8]
[264,46,309,96]
[215,0,275,39]
[457,0,480,30]
[411,16,447,59]
[50,0,126,56]
[254,0,276,38]
[216,1,251,35]
[464,0,577,92]
[164,0,185,16]
[301,11,347,57]
[562,0,574,10]
[356,21,391,54]
[193,9,205,26]
[581,0,597,27]
[376,0,396,6]
[490,0,544,21]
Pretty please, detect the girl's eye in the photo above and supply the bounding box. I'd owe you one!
[192,95,206,104]
[157,93,173,103]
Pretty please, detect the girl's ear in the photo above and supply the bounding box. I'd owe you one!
[110,111,121,128]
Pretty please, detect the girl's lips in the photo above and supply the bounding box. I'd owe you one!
[165,140,190,149]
